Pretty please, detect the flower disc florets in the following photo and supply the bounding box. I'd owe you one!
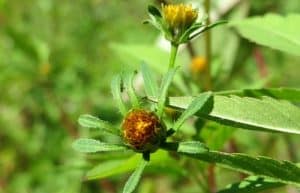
[122,109,166,153]
[162,4,198,34]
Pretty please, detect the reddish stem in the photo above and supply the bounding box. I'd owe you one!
[253,48,268,78]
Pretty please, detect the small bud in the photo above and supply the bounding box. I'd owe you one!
[122,109,166,153]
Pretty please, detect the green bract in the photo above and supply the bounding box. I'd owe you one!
[145,5,227,45]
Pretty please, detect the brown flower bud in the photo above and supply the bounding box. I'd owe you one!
[122,109,166,153]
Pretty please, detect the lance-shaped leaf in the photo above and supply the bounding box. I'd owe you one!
[72,138,126,153]
[216,87,300,102]
[123,71,139,108]
[180,150,300,186]
[111,75,127,115]
[141,63,159,98]
[123,159,148,193]
[217,176,283,193]
[173,92,212,131]
[177,141,209,154]
[157,67,178,118]
[149,95,300,135]
[189,20,228,41]
[78,114,119,135]
[162,142,300,186]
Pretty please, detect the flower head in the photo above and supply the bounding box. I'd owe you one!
[162,4,198,32]
[122,109,166,153]
[190,56,207,74]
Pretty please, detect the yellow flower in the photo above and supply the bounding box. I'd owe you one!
[162,4,198,31]
[190,56,207,74]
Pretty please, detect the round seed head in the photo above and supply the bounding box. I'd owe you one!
[122,109,166,153]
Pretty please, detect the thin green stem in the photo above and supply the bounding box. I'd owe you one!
[168,43,178,69]
[204,0,212,90]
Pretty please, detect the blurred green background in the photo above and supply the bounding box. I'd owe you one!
[0,0,299,193]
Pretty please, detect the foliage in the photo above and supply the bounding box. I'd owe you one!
[1,1,300,193]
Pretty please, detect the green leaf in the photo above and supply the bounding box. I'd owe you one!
[189,20,228,40]
[200,122,236,150]
[177,141,209,154]
[179,150,300,186]
[157,68,178,118]
[147,5,161,18]
[217,176,283,193]
[141,63,159,98]
[123,159,147,193]
[216,87,300,102]
[173,92,212,131]
[122,71,139,108]
[72,138,126,153]
[150,95,300,135]
[111,75,127,115]
[86,150,185,180]
[78,114,119,135]
[231,14,300,56]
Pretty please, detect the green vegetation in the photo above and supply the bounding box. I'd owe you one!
[0,1,300,193]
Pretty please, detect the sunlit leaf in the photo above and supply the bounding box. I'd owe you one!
[149,95,300,135]
[231,14,300,56]
[216,87,300,102]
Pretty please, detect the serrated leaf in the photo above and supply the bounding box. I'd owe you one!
[157,68,178,118]
[216,87,300,102]
[122,71,139,108]
[217,176,283,193]
[150,95,300,135]
[173,92,212,131]
[72,138,126,153]
[123,159,147,193]
[231,14,300,56]
[141,63,159,98]
[179,150,300,186]
[111,75,127,115]
[78,114,119,135]
[177,141,209,154]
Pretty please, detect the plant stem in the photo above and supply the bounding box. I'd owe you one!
[168,43,178,69]
[204,0,212,90]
